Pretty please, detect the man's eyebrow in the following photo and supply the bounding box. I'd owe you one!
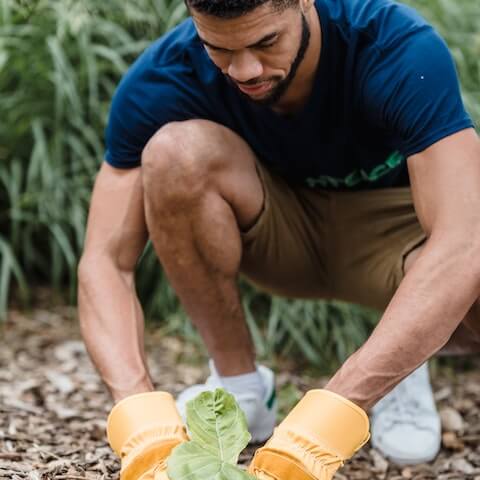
[198,32,279,51]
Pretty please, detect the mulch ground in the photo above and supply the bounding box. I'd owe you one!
[1,306,480,480]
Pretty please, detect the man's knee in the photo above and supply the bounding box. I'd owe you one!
[141,120,219,204]
[141,119,261,221]
[142,119,254,204]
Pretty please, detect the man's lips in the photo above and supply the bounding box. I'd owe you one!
[236,81,272,96]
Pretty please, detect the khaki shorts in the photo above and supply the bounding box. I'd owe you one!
[240,164,426,311]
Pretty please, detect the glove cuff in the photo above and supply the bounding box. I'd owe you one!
[107,392,188,480]
[107,392,186,454]
[249,389,370,480]
[278,389,370,458]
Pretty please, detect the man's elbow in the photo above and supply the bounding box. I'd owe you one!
[77,252,136,292]
[457,225,480,274]
[77,253,102,287]
[434,226,480,287]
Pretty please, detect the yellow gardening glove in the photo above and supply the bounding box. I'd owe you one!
[107,392,189,480]
[249,389,370,480]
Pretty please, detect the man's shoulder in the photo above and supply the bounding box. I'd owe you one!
[113,17,216,118]
[319,0,431,50]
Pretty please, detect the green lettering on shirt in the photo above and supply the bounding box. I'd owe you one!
[306,151,404,189]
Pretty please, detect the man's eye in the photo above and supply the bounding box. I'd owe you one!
[208,46,230,54]
[256,42,276,50]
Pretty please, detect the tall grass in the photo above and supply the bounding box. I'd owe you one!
[0,0,186,309]
[1,0,479,367]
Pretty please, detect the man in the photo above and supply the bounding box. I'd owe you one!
[78,0,480,478]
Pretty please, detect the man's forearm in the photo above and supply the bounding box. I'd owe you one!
[326,235,480,411]
[78,258,154,402]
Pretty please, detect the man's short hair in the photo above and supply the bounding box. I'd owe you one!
[185,0,299,19]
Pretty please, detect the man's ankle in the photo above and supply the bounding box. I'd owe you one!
[210,353,256,376]
[219,368,266,399]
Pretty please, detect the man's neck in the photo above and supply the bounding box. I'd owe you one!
[273,6,322,115]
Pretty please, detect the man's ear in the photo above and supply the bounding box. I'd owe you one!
[300,0,315,13]
[300,0,315,15]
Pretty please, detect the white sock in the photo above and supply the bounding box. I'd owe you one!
[219,368,265,400]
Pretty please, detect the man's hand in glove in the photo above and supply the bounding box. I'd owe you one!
[107,392,188,480]
[249,389,370,480]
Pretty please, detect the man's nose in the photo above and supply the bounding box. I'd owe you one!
[227,50,263,83]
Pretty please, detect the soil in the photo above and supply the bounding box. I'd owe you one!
[1,306,480,479]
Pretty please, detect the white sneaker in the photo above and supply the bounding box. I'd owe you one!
[370,362,441,465]
[176,360,277,443]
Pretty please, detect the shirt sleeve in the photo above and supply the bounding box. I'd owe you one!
[362,27,475,157]
[104,55,211,169]
[104,72,157,169]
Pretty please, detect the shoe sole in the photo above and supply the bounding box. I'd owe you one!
[381,452,439,466]
[371,438,441,465]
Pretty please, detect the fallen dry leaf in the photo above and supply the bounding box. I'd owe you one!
[440,407,465,432]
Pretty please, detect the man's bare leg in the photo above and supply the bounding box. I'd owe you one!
[141,120,264,376]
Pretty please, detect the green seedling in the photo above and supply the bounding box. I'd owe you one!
[168,388,255,480]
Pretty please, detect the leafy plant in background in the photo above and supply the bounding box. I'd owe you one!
[167,389,254,480]
[1,0,479,370]
[0,0,186,314]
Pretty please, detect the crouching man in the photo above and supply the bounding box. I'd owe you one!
[78,0,480,478]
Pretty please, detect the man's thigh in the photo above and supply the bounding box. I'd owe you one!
[240,164,331,299]
[240,169,426,311]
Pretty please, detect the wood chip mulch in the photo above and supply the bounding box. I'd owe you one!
[1,307,480,479]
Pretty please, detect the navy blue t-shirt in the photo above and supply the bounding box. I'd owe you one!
[105,0,474,190]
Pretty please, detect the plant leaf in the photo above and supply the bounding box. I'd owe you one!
[167,389,254,480]
[167,442,253,480]
[186,389,251,464]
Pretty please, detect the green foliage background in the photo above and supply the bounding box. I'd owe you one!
[1,0,479,368]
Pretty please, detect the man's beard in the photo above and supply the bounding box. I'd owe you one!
[229,12,311,107]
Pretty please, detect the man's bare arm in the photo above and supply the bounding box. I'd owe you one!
[326,128,480,410]
[78,162,152,402]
